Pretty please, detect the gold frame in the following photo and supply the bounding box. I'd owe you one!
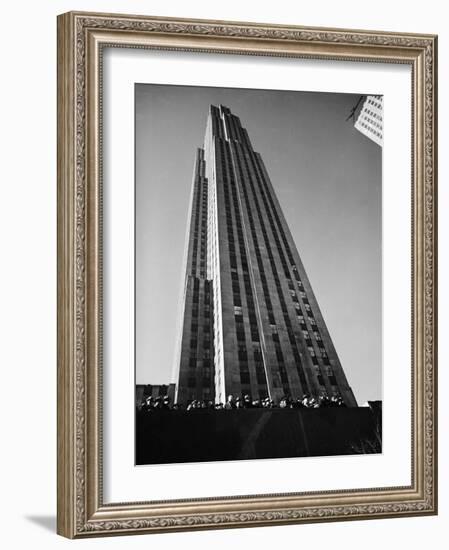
[57,11,438,538]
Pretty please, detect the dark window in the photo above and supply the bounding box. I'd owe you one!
[256,368,266,385]
[279,367,288,384]
[248,313,257,325]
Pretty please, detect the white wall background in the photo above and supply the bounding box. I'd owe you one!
[0,0,446,547]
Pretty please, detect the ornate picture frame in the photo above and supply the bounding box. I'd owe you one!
[57,11,437,538]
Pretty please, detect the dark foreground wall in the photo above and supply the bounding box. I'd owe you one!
[136,407,381,465]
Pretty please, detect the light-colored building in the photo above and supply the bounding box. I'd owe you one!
[354,95,383,146]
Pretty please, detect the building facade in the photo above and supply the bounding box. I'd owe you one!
[354,95,383,146]
[175,105,357,407]
[136,383,176,409]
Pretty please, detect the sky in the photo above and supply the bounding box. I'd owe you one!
[135,84,382,405]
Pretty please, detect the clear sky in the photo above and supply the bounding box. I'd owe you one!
[135,84,382,405]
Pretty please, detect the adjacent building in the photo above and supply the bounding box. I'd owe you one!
[175,105,357,407]
[354,95,383,146]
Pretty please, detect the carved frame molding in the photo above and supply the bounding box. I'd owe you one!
[57,11,437,538]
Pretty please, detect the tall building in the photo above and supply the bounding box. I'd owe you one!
[354,95,383,146]
[175,105,357,407]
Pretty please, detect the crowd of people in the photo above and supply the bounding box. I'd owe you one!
[139,393,346,412]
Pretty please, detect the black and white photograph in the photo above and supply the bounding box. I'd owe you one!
[135,84,383,465]
[2,1,441,544]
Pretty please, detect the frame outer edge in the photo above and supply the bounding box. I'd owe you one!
[56,10,438,537]
[86,25,102,522]
[57,12,77,539]
[430,35,438,515]
[62,10,437,40]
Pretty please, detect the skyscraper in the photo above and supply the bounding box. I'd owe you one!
[175,105,357,407]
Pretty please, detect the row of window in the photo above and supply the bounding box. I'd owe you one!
[250,153,337,388]
[191,322,211,332]
[190,175,208,277]
[237,120,341,394]
[218,139,266,390]
[364,108,382,122]
[189,358,212,369]
[360,116,382,130]
[359,120,383,138]
[234,144,310,392]
[191,303,211,319]
[238,143,338,391]
[366,96,383,108]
